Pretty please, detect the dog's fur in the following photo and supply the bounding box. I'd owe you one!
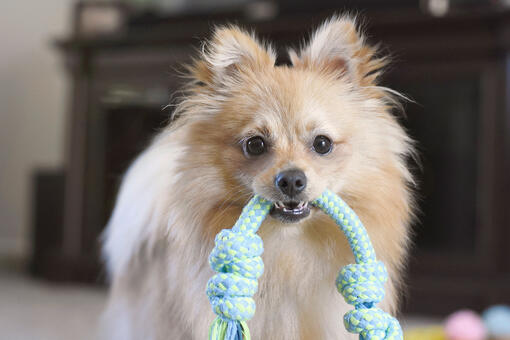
[101,16,415,340]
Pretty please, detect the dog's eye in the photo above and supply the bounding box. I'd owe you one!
[244,136,266,156]
[313,135,332,155]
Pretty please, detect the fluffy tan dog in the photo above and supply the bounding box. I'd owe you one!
[102,15,415,340]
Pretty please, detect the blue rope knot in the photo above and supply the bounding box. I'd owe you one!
[206,229,264,321]
[344,308,403,340]
[336,262,387,306]
[338,262,402,339]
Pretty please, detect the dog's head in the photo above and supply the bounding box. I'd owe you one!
[179,16,413,224]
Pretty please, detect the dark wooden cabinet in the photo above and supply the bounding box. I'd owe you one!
[41,6,510,315]
[390,59,509,314]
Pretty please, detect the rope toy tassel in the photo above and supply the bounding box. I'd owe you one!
[208,318,251,340]
[206,190,403,340]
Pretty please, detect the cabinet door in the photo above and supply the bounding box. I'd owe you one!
[389,61,503,314]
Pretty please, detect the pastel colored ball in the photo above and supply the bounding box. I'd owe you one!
[444,310,487,340]
[483,305,510,337]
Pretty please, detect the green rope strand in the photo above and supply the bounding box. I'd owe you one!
[206,190,403,340]
[312,190,402,340]
[207,196,271,340]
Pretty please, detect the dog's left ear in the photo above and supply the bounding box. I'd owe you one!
[290,16,386,86]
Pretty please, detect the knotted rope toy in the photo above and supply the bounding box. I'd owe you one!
[206,189,403,340]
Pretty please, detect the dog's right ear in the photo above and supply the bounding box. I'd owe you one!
[289,16,386,87]
[189,26,276,87]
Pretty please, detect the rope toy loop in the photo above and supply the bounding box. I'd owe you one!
[206,190,403,340]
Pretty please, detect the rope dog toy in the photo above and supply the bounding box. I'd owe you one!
[206,189,403,340]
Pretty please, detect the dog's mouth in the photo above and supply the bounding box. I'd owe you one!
[270,201,311,223]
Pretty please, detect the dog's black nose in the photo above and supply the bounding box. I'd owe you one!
[275,169,307,198]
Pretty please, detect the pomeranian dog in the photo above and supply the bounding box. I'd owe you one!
[101,15,415,340]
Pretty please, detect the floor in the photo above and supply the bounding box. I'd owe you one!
[0,271,106,340]
[0,270,438,339]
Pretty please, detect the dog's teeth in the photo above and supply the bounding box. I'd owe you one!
[297,201,304,208]
[275,201,283,209]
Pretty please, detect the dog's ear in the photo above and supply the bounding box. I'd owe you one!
[290,16,387,86]
[189,26,275,86]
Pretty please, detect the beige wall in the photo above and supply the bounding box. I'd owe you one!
[0,1,72,259]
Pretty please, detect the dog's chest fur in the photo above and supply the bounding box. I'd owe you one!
[250,226,358,340]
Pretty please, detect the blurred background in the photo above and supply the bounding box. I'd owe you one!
[1,0,509,339]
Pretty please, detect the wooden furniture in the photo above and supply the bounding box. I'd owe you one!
[38,5,510,315]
